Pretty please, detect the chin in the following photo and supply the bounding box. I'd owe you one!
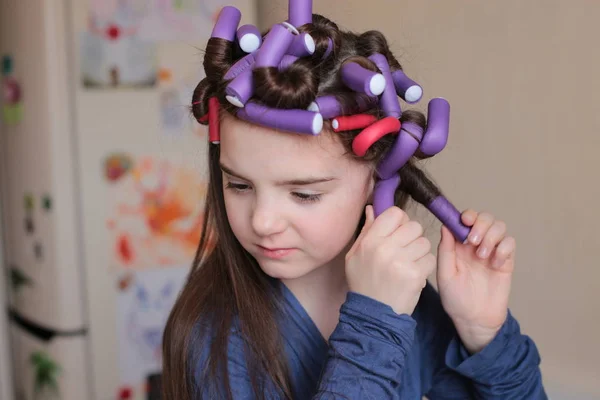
[256,259,317,281]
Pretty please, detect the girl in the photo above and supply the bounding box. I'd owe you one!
[162,3,546,399]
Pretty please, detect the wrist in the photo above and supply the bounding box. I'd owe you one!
[453,315,507,355]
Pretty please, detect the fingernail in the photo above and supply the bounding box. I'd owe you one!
[492,258,504,268]
[478,247,489,258]
[469,234,480,244]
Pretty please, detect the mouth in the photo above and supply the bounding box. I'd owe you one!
[256,245,296,259]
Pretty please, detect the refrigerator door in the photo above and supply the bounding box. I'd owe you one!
[0,204,14,400]
[0,0,86,331]
[9,322,90,400]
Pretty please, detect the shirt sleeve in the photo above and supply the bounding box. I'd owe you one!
[420,284,548,400]
[193,291,419,399]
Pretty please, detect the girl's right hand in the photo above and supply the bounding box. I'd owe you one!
[345,205,436,315]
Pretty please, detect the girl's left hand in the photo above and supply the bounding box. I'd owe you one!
[436,210,516,354]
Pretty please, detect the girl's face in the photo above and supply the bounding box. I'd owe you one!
[220,114,374,280]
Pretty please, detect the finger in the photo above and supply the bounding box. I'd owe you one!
[467,212,495,245]
[438,224,456,254]
[476,220,507,259]
[416,253,437,278]
[437,225,458,282]
[369,206,410,239]
[491,236,516,268]
[387,220,423,247]
[461,209,478,226]
[401,236,432,261]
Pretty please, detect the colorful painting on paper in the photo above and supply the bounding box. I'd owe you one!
[81,0,158,88]
[88,0,225,43]
[116,267,188,399]
[105,155,210,270]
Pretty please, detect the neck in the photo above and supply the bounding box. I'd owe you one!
[281,243,352,340]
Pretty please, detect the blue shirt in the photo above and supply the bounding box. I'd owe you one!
[193,282,547,399]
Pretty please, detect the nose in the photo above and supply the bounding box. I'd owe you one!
[251,198,287,237]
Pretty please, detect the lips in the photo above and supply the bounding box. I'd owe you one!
[258,245,290,251]
[256,245,296,259]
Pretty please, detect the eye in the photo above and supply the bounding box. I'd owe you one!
[225,182,251,193]
[292,192,322,203]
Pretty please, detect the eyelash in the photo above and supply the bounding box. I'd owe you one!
[225,182,323,204]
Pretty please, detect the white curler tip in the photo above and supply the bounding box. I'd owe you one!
[312,113,324,134]
[305,35,316,54]
[226,95,244,108]
[405,85,423,103]
[239,34,261,53]
[307,101,320,112]
[281,21,299,35]
[370,74,386,96]
[331,119,339,130]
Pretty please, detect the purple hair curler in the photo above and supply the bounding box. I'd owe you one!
[289,0,313,27]
[376,122,423,180]
[279,55,299,71]
[308,95,378,119]
[225,68,254,107]
[427,196,470,243]
[373,175,471,243]
[237,102,323,135]
[368,53,402,118]
[287,33,316,57]
[341,62,386,97]
[391,70,423,104]
[224,53,255,81]
[237,24,262,53]
[373,175,401,218]
[255,23,296,68]
[211,6,242,41]
[419,98,450,156]
[307,95,341,119]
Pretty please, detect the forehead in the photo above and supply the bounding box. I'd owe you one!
[219,114,355,176]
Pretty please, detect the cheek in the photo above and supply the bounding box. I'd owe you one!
[223,192,247,237]
[303,195,365,255]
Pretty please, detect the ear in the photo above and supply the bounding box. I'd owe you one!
[366,169,377,204]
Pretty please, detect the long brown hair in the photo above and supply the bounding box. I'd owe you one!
[162,14,445,400]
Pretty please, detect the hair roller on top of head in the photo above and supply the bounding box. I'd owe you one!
[255,23,298,68]
[210,6,241,41]
[391,69,423,104]
[308,95,376,119]
[288,0,313,27]
[368,53,402,118]
[287,33,316,57]
[208,97,220,144]
[236,24,262,53]
[224,53,255,81]
[418,98,450,157]
[237,102,323,135]
[352,117,401,157]
[332,114,377,132]
[278,55,299,71]
[376,121,423,179]
[340,62,386,97]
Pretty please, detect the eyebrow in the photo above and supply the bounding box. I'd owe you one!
[220,163,337,186]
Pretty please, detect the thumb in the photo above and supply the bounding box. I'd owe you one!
[437,225,458,282]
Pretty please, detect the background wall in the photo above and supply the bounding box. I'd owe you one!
[258,0,600,397]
